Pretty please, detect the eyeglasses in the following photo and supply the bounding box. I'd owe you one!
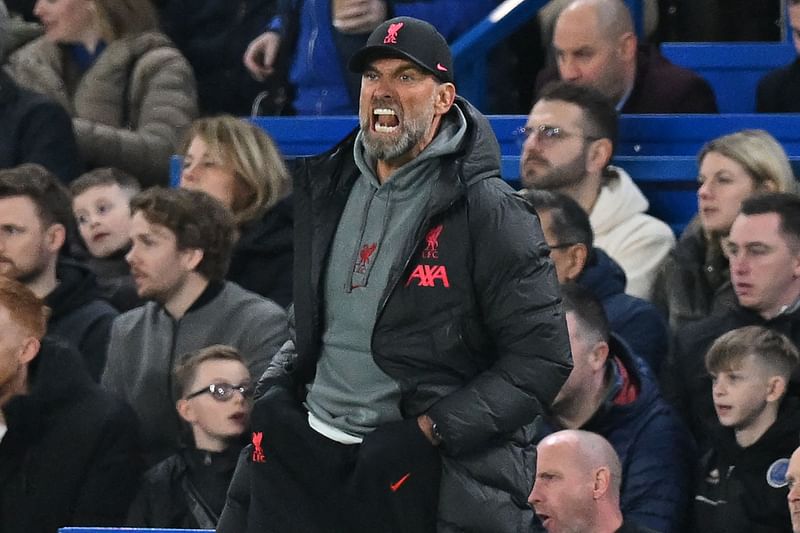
[548,242,579,250]
[185,382,254,402]
[514,124,600,148]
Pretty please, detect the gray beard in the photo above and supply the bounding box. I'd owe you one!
[360,95,436,163]
[361,125,420,161]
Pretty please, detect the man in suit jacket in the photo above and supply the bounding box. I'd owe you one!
[535,0,717,114]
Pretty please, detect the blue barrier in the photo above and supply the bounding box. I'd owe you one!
[172,114,800,237]
[59,529,211,532]
[660,43,796,113]
[250,114,800,159]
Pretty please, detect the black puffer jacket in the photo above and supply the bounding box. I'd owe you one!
[223,98,572,533]
[127,446,242,529]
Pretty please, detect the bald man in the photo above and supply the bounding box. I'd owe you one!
[530,430,657,533]
[535,0,717,113]
[788,446,800,533]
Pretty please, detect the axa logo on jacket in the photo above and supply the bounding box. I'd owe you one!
[406,224,450,288]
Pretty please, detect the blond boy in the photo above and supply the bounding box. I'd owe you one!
[692,326,800,533]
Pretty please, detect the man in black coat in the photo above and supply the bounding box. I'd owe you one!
[0,276,142,533]
[535,0,717,113]
[0,164,118,380]
[219,17,571,533]
[756,0,800,113]
[663,193,800,453]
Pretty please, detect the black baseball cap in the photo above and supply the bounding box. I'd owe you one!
[348,17,454,84]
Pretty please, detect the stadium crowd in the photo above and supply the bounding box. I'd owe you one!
[0,0,799,532]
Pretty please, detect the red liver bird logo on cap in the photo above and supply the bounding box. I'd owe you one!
[384,22,404,44]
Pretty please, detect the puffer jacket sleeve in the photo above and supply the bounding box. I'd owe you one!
[73,45,197,187]
[427,181,573,456]
[217,447,252,533]
[616,406,696,533]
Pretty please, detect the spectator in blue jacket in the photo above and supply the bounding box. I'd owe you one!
[523,189,669,373]
[538,283,695,533]
[242,0,496,115]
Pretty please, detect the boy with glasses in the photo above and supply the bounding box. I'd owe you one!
[127,344,253,529]
[101,187,288,464]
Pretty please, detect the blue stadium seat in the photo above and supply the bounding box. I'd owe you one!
[660,43,796,113]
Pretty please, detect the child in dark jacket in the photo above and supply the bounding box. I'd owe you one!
[692,326,800,533]
[70,168,142,311]
[126,344,253,529]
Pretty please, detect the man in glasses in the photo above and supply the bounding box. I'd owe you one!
[127,344,252,529]
[219,17,571,533]
[521,189,668,374]
[101,187,288,465]
[0,276,142,531]
[520,81,675,300]
[663,192,800,454]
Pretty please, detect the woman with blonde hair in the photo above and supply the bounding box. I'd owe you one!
[180,115,293,307]
[8,0,197,187]
[653,129,798,331]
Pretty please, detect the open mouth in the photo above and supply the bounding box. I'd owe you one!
[373,108,399,133]
[715,404,732,415]
[93,232,110,242]
[536,514,552,528]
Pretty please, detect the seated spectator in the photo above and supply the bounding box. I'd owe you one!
[0,68,81,182]
[127,345,252,529]
[520,82,675,299]
[71,168,142,312]
[179,116,293,308]
[523,189,668,372]
[0,164,117,381]
[663,193,800,453]
[534,0,717,113]
[537,0,659,48]
[101,187,288,464]
[7,0,197,187]
[538,283,694,533]
[243,0,496,115]
[531,429,658,533]
[692,326,800,533]
[0,276,141,532]
[653,130,797,332]
[756,0,800,113]
[157,0,288,116]
[788,446,800,533]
